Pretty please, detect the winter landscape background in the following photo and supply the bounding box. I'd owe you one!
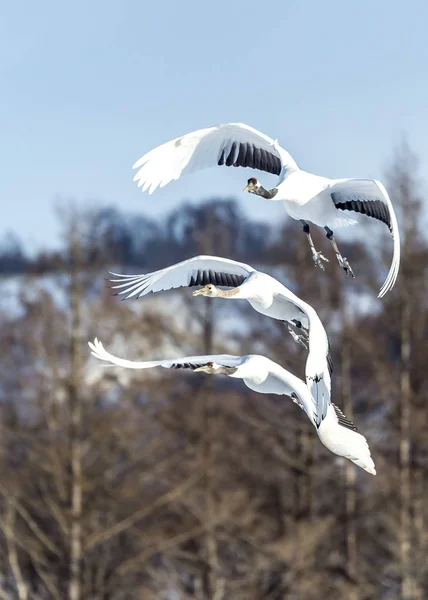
[2,0,428,598]
[1,141,427,598]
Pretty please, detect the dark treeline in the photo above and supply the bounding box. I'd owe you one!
[0,144,427,599]
[0,199,272,276]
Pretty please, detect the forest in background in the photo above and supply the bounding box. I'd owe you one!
[0,143,427,600]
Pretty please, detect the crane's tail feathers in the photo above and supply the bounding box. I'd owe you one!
[349,453,376,475]
[318,405,376,475]
[376,181,400,298]
[342,430,376,475]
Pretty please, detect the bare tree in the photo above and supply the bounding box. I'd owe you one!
[1,169,428,599]
[67,214,84,600]
[341,319,358,598]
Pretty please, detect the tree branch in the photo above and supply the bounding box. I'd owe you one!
[85,470,203,552]
[4,501,29,600]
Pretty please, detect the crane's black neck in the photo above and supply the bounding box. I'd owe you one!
[256,186,278,200]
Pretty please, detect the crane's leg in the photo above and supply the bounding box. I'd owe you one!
[324,227,355,278]
[283,320,309,349]
[301,221,329,271]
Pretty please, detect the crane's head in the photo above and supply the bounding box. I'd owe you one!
[192,284,219,297]
[243,177,261,194]
[193,362,238,376]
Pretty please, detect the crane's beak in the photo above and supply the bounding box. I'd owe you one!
[193,365,208,373]
[242,184,251,193]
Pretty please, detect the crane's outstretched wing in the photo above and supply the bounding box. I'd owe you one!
[307,370,331,429]
[109,255,255,300]
[330,178,400,298]
[88,338,242,371]
[304,303,332,428]
[133,123,297,194]
[274,290,332,427]
[262,360,323,429]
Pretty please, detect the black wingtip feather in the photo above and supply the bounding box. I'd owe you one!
[218,141,281,176]
[332,403,358,431]
[332,193,392,230]
[187,269,246,289]
[327,344,334,376]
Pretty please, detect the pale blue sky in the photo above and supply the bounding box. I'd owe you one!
[1,0,427,249]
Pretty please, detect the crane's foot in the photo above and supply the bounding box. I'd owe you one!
[287,323,309,349]
[337,255,355,278]
[312,251,329,271]
[291,392,304,409]
[324,227,355,279]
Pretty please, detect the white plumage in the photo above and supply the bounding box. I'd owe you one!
[88,339,375,475]
[133,123,296,194]
[132,122,400,298]
[109,255,331,426]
